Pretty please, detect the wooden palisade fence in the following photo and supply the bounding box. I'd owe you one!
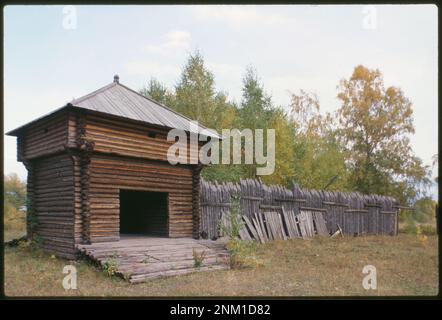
[200,179,401,241]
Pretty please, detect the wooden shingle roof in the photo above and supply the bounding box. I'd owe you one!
[7,76,220,139]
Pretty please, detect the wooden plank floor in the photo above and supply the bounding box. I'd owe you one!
[76,235,230,283]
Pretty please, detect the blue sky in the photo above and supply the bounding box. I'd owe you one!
[3,5,438,197]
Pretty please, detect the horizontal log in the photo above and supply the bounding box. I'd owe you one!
[275,198,307,203]
[323,201,349,207]
[380,210,398,214]
[345,209,369,213]
[260,204,282,210]
[200,202,231,207]
[364,203,382,208]
[241,196,263,201]
[300,206,327,212]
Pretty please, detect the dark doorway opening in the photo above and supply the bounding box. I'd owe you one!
[119,190,168,236]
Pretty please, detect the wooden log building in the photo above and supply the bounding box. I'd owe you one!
[7,75,219,259]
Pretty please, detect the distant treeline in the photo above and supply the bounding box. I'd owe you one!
[139,51,435,208]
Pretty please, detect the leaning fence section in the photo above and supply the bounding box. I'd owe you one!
[200,179,400,241]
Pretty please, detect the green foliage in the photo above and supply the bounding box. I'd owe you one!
[236,67,273,180]
[226,238,261,269]
[136,53,430,205]
[336,65,431,204]
[238,66,273,130]
[4,173,27,234]
[139,77,174,106]
[192,249,207,269]
[292,137,350,191]
[401,220,437,236]
[413,197,437,224]
[102,253,119,277]
[4,173,26,209]
[399,197,437,227]
[418,224,437,236]
[201,164,243,183]
[174,51,236,132]
[400,200,437,235]
[401,219,418,234]
[218,195,244,239]
[30,233,43,248]
[432,154,438,183]
[27,205,38,230]
[290,90,349,190]
[140,51,237,134]
[261,108,295,185]
[216,194,262,268]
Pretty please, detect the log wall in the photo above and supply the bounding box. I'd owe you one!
[32,154,76,259]
[87,155,195,242]
[81,113,199,163]
[21,112,69,160]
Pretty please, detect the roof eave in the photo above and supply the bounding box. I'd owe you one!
[5,104,74,136]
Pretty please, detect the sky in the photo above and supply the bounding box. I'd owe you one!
[3,5,438,198]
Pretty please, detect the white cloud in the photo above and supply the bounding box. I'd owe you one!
[144,30,192,55]
[124,30,192,84]
[193,5,295,28]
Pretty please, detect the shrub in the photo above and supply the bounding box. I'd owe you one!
[217,194,262,268]
[4,202,26,233]
[226,238,261,269]
[30,233,43,248]
[413,198,437,224]
[218,194,244,239]
[193,249,206,268]
[4,173,27,234]
[419,224,437,236]
[401,220,418,234]
[102,253,119,277]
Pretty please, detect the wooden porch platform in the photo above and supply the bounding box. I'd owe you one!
[76,235,230,283]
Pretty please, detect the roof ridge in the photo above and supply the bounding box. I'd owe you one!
[71,82,117,105]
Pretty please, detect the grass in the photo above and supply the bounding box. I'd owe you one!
[4,229,26,243]
[4,233,438,297]
[4,219,26,243]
